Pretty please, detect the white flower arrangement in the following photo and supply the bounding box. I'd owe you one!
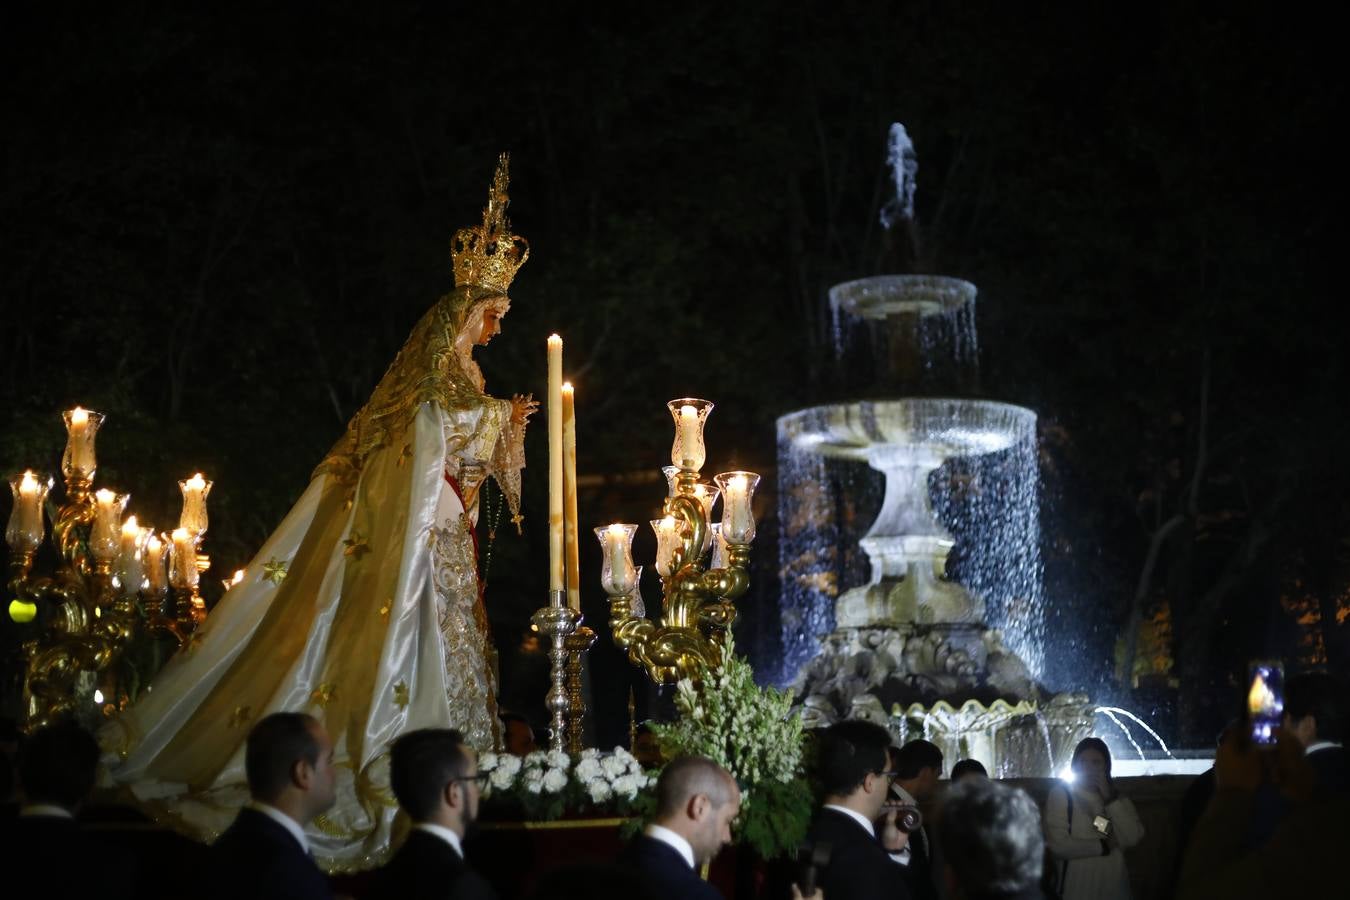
[477,744,653,819]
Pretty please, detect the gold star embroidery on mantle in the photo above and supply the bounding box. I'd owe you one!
[262,558,289,585]
[342,532,370,559]
[310,683,338,708]
[379,599,391,621]
[393,681,409,709]
[228,706,251,728]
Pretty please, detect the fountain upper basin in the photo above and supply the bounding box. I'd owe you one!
[779,398,1037,466]
[830,274,976,320]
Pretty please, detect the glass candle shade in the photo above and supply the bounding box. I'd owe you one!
[715,471,761,544]
[91,490,130,563]
[61,407,105,482]
[169,527,199,589]
[144,534,169,595]
[651,515,682,578]
[6,470,52,553]
[116,516,147,594]
[667,398,713,473]
[661,465,681,498]
[710,523,729,571]
[178,473,212,537]
[595,523,639,595]
[691,482,721,556]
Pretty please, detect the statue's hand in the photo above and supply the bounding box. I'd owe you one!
[510,393,539,426]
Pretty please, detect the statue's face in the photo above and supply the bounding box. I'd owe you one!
[474,303,506,346]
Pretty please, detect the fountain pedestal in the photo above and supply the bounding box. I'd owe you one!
[839,446,981,626]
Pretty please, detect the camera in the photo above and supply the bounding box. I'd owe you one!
[879,801,923,832]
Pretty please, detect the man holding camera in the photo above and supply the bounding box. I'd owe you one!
[888,740,943,900]
[803,721,912,900]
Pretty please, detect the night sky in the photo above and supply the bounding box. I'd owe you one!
[2,3,1342,747]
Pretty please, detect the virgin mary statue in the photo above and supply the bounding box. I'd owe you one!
[100,155,537,870]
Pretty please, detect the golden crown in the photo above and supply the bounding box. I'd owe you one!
[452,153,529,293]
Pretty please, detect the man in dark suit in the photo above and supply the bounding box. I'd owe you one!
[890,739,943,900]
[804,720,912,900]
[367,728,496,899]
[619,754,741,900]
[2,720,133,898]
[1283,671,1348,792]
[209,712,337,900]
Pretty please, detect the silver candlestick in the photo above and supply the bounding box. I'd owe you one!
[531,593,581,752]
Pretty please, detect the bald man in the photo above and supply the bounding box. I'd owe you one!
[619,755,740,900]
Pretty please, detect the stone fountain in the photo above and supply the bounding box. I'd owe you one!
[781,275,1092,776]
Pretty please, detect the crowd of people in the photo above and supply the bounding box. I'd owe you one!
[0,671,1343,899]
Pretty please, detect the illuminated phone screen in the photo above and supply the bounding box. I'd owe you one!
[1247,660,1284,745]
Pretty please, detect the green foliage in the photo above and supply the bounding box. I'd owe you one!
[650,633,810,859]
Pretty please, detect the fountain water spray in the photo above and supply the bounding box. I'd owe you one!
[778,125,1091,776]
[1095,706,1174,759]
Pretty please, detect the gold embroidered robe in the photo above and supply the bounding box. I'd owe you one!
[100,285,524,870]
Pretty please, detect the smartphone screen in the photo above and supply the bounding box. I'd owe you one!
[1247,660,1284,744]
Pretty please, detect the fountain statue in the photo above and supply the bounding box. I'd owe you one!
[779,127,1093,776]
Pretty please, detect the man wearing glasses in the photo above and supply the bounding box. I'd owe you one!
[804,720,913,900]
[368,728,496,899]
[888,740,944,900]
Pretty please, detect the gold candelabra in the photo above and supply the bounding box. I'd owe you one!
[563,624,597,754]
[5,407,212,730]
[599,398,761,687]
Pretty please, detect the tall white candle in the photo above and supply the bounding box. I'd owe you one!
[562,382,580,610]
[547,334,565,596]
